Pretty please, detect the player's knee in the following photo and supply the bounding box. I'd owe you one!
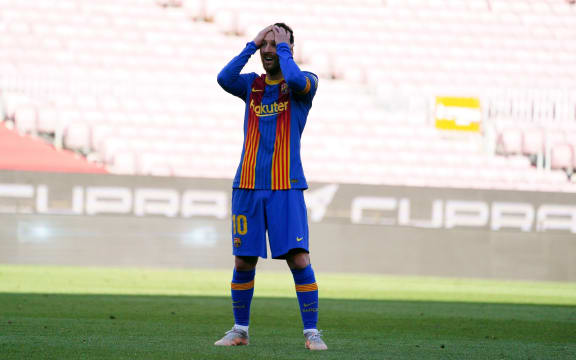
[286,250,310,270]
[235,256,258,271]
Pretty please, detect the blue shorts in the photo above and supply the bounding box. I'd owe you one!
[231,189,309,259]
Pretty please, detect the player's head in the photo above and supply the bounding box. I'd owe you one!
[274,22,294,44]
[260,23,294,75]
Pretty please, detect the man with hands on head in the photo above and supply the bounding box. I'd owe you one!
[215,24,325,351]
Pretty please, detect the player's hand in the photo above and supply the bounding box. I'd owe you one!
[253,25,273,48]
[273,25,291,45]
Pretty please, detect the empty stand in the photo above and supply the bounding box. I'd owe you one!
[0,123,107,173]
[0,0,575,191]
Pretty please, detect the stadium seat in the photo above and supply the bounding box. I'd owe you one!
[13,105,38,134]
[63,123,92,153]
[109,151,137,175]
[522,127,545,156]
[36,107,61,134]
[545,130,567,151]
[138,152,173,176]
[496,128,523,155]
[550,143,574,170]
[2,93,32,120]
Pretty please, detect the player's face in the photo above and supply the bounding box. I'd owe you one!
[260,31,280,74]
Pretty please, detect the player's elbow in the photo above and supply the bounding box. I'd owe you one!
[217,71,226,87]
[217,70,231,88]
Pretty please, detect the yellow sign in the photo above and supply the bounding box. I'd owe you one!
[435,97,481,132]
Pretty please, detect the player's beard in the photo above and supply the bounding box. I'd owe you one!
[262,57,281,76]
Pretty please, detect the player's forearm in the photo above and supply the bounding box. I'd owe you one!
[217,42,258,92]
[276,43,307,92]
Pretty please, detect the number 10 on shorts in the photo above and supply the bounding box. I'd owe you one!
[232,214,248,235]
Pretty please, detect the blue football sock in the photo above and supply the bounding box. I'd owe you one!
[291,264,319,330]
[231,269,255,326]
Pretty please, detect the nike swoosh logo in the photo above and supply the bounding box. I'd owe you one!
[252,88,263,92]
[303,301,317,307]
[296,237,303,242]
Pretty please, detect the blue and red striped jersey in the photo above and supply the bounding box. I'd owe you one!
[217,42,318,190]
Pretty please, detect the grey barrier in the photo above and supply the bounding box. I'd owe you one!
[0,170,574,281]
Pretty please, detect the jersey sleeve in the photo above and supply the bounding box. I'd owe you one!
[276,43,318,102]
[217,42,259,100]
[296,71,319,102]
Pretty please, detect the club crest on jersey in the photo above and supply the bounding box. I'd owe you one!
[233,237,242,248]
[281,82,289,94]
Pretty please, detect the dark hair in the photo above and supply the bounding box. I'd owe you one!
[274,22,294,44]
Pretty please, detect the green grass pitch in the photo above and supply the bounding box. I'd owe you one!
[1,265,575,359]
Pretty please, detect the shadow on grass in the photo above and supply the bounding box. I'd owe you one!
[1,293,575,360]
